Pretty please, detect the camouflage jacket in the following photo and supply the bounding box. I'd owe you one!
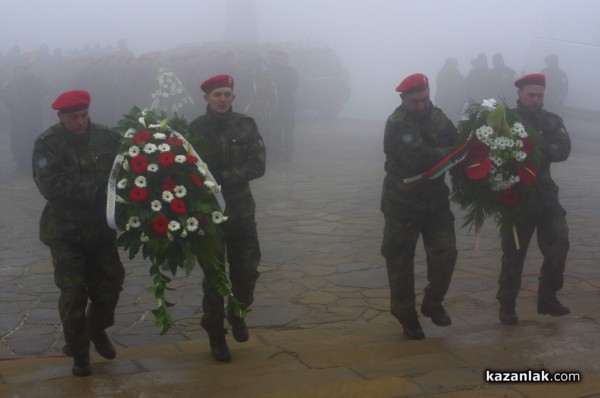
[186,107,266,219]
[381,103,458,219]
[515,101,571,210]
[32,122,121,244]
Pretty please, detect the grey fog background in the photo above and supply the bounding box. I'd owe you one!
[2,0,599,120]
[2,1,600,377]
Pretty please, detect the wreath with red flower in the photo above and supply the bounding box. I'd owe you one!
[450,99,543,240]
[107,107,246,334]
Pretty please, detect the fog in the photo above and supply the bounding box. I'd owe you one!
[2,0,599,121]
[2,2,600,362]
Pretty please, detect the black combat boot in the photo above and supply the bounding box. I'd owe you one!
[208,331,231,362]
[400,317,425,340]
[538,297,570,317]
[91,330,116,359]
[421,305,452,326]
[227,309,249,342]
[72,352,91,377]
[499,303,518,325]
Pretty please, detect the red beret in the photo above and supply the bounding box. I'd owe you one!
[396,73,429,94]
[200,74,234,94]
[51,90,91,112]
[514,73,545,88]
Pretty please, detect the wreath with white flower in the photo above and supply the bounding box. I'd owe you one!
[450,99,543,244]
[150,67,195,115]
[107,107,245,334]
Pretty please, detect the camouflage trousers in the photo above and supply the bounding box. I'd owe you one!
[49,239,124,355]
[200,217,261,333]
[381,209,457,322]
[496,207,569,305]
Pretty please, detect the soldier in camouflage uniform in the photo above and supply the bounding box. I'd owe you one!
[380,73,458,340]
[32,90,125,377]
[497,73,571,325]
[186,75,266,362]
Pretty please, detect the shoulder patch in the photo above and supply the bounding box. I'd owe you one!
[35,154,48,169]
[400,132,415,144]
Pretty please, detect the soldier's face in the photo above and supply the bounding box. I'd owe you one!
[518,85,544,112]
[402,89,431,117]
[58,109,90,135]
[205,87,235,114]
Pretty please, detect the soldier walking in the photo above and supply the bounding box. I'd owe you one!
[32,90,124,376]
[380,74,459,340]
[186,75,266,361]
[497,73,571,324]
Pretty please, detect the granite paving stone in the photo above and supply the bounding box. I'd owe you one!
[1,119,600,396]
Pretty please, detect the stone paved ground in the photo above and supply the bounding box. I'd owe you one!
[1,116,600,397]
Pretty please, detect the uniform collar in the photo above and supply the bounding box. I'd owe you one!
[206,105,233,123]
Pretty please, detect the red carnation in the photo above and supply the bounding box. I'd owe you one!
[134,130,151,144]
[517,162,538,186]
[158,152,175,166]
[130,155,149,174]
[170,198,187,215]
[186,154,199,164]
[197,216,209,227]
[129,187,148,202]
[190,174,204,187]
[152,215,169,234]
[469,141,489,158]
[500,188,520,207]
[166,136,184,146]
[465,156,491,180]
[521,137,533,155]
[162,177,176,192]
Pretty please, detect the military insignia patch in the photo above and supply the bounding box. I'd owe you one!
[36,155,48,169]
[400,133,414,144]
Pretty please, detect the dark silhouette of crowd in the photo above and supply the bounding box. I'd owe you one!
[1,42,570,173]
[433,52,568,123]
[0,40,299,172]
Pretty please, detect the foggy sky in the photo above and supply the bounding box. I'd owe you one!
[2,0,599,120]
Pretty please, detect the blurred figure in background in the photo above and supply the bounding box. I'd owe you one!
[267,49,298,162]
[465,53,493,103]
[235,49,278,161]
[2,63,51,172]
[434,57,465,125]
[490,53,517,104]
[541,54,568,117]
